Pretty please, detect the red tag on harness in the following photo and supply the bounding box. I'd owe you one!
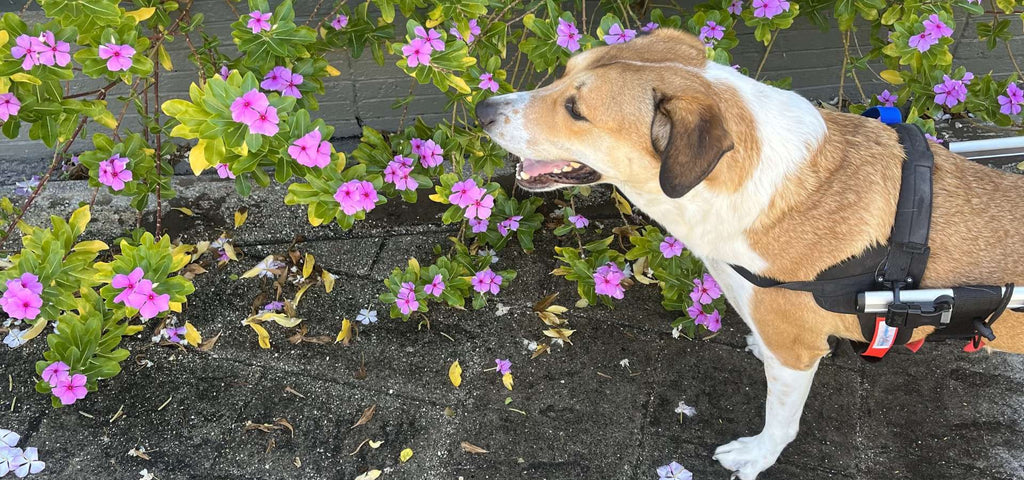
[862,316,900,358]
[904,339,925,353]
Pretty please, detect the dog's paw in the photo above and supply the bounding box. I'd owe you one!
[744,334,765,362]
[713,435,782,480]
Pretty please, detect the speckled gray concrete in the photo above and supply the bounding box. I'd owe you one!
[2,177,1024,480]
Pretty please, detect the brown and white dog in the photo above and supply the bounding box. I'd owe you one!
[476,28,1024,479]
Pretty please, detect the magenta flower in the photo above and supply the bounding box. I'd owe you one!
[355,181,380,213]
[248,106,280,136]
[395,282,419,315]
[98,154,133,191]
[908,31,937,53]
[247,11,272,33]
[414,26,445,51]
[594,263,625,299]
[264,301,285,312]
[37,31,71,67]
[998,83,1024,115]
[127,280,170,320]
[478,72,499,93]
[469,218,488,233]
[0,284,42,320]
[0,93,20,122]
[53,373,88,405]
[933,75,966,108]
[697,309,722,332]
[556,19,581,52]
[9,273,42,296]
[497,215,523,236]
[604,23,637,45]
[495,358,511,375]
[219,65,231,79]
[660,236,685,258]
[410,137,425,156]
[923,14,952,39]
[752,0,789,18]
[962,71,974,84]
[924,133,944,144]
[423,274,445,297]
[384,157,416,191]
[449,179,483,207]
[41,361,70,387]
[281,73,303,98]
[642,22,660,32]
[417,139,444,168]
[393,155,414,168]
[11,34,41,70]
[699,21,725,46]
[877,89,898,107]
[261,66,289,91]
[230,89,269,125]
[689,273,722,305]
[398,281,416,298]
[289,129,332,168]
[465,193,494,220]
[111,267,145,305]
[568,214,589,228]
[331,14,349,30]
[471,269,502,295]
[97,43,135,72]
[728,0,743,14]
[335,180,378,215]
[216,163,236,179]
[402,38,432,68]
[162,326,187,344]
[450,19,481,43]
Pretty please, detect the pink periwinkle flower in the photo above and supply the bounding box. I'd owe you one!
[471,269,502,295]
[450,19,481,43]
[728,0,743,15]
[998,83,1024,115]
[37,31,71,67]
[247,11,272,33]
[908,31,938,53]
[261,66,289,91]
[384,157,417,191]
[9,273,42,296]
[414,26,445,51]
[402,38,432,68]
[219,65,231,79]
[126,280,170,320]
[925,133,944,144]
[642,22,660,32]
[0,285,41,320]
[556,19,581,52]
[497,215,523,236]
[417,139,444,168]
[53,373,88,405]
[448,179,483,208]
[933,75,966,108]
[469,218,488,233]
[11,34,41,70]
[423,274,445,297]
[690,273,722,305]
[335,180,379,215]
[395,282,419,315]
[163,326,187,344]
[0,93,20,122]
[568,214,589,228]
[478,72,499,93]
[111,267,145,305]
[689,307,722,332]
[495,358,511,375]
[465,193,494,220]
[230,89,269,125]
[216,163,236,179]
[604,23,637,45]
[42,361,70,387]
[280,71,303,98]
[97,154,133,191]
[877,89,898,107]
[331,14,349,30]
[752,0,790,18]
[289,129,332,168]
[248,106,280,136]
[699,21,725,46]
[660,236,685,258]
[97,43,135,72]
[594,262,625,299]
[923,14,953,39]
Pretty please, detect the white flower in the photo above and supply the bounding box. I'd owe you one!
[675,401,697,417]
[1,446,21,477]
[139,469,156,480]
[619,358,630,368]
[11,447,44,477]
[671,326,682,339]
[0,429,20,448]
[477,248,499,264]
[356,308,378,325]
[3,329,28,349]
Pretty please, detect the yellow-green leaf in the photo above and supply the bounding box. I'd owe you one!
[354,470,381,480]
[248,322,271,349]
[184,322,202,347]
[241,255,275,279]
[322,269,336,293]
[68,205,91,235]
[125,325,143,336]
[408,257,420,277]
[157,44,173,71]
[10,73,41,85]
[399,448,413,463]
[449,360,462,387]
[0,30,9,47]
[189,139,211,175]
[73,240,108,253]
[172,207,194,216]
[335,318,353,345]
[293,283,311,308]
[368,440,383,449]
[125,7,156,22]
[879,69,904,85]
[448,75,471,94]
[325,64,341,76]
[502,372,514,391]
[303,253,314,278]
[21,319,47,342]
[234,207,248,228]
[611,188,632,216]
[168,301,183,313]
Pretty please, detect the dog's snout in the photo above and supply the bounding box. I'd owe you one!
[475,98,501,128]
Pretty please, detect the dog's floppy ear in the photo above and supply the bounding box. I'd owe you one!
[650,93,734,198]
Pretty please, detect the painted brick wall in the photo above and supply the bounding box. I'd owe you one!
[2,1,1022,161]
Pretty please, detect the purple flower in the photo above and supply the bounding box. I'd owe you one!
[689,273,722,305]
[11,34,41,70]
[697,309,722,332]
[111,267,145,305]
[216,163,236,179]
[41,361,70,387]
[417,139,444,168]
[924,133,944,144]
[423,274,445,297]
[230,89,269,126]
[465,193,494,220]
[414,26,445,51]
[933,74,966,108]
[594,262,626,299]
[97,154,133,191]
[752,0,789,18]
[450,19,481,43]
[335,180,378,215]
[37,31,71,67]
[331,14,349,30]
[568,214,589,228]
[219,65,231,79]
[449,179,483,207]
[728,0,743,15]
[923,14,952,39]
[289,129,332,168]
[604,23,636,45]
[97,43,135,72]
[908,31,937,53]
[13,175,39,196]
[402,38,432,68]
[642,22,660,32]
[53,373,88,405]
[962,71,974,84]
[495,358,511,375]
[657,461,693,480]
[998,83,1024,115]
[9,446,45,477]
[660,236,684,258]
[877,89,898,107]
[163,326,187,344]
[247,11,272,33]
[261,66,289,91]
[0,93,20,122]
[471,269,502,295]
[699,21,725,46]
[264,301,285,312]
[469,218,488,233]
[497,215,523,236]
[556,19,581,52]
[478,72,499,93]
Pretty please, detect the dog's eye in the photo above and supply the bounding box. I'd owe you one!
[565,96,586,121]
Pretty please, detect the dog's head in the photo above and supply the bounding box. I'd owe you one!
[477,29,749,199]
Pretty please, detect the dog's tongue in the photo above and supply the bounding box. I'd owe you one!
[522,158,569,177]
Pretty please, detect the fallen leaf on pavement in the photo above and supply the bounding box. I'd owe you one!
[460,441,488,454]
[354,470,381,480]
[351,404,376,429]
[399,448,413,463]
[448,360,462,387]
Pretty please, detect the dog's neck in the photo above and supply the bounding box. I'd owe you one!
[619,62,828,272]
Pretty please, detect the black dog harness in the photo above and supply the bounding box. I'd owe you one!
[731,113,1015,359]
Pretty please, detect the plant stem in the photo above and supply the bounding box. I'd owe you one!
[755,30,778,79]
[154,66,163,238]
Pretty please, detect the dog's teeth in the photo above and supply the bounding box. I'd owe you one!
[569,162,581,168]
[519,172,531,180]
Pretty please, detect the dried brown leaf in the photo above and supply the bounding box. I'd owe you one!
[351,404,376,429]
[275,418,295,437]
[532,293,559,312]
[284,386,306,399]
[536,311,564,326]
[460,441,489,454]
[198,331,222,352]
[530,343,551,359]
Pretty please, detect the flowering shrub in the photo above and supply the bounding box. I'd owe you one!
[2,0,1023,408]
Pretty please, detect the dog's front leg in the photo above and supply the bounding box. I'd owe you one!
[713,347,819,479]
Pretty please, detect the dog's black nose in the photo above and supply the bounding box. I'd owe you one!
[475,98,500,128]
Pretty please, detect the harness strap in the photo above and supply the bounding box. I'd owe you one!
[882,124,934,289]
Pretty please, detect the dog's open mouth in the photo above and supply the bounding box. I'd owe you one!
[514,157,601,190]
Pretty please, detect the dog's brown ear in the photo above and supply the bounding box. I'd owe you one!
[651,95,734,198]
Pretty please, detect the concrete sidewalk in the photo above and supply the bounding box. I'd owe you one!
[1,178,1023,480]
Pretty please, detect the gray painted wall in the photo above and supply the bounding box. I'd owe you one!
[1,1,1023,162]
